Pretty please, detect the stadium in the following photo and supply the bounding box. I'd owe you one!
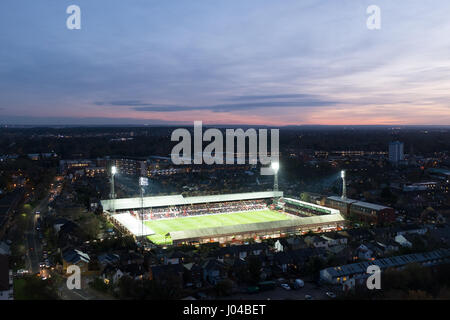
[100,191,345,246]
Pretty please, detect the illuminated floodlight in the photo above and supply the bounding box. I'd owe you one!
[341,170,345,178]
[271,162,280,172]
[111,166,117,175]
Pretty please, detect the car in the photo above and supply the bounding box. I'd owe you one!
[39,262,45,268]
[281,283,291,290]
[326,291,336,299]
[305,294,313,300]
[293,279,304,289]
[16,269,29,275]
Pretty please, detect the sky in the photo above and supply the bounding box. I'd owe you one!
[0,0,449,126]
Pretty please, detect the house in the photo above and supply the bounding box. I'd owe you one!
[122,263,147,280]
[320,249,450,286]
[210,243,268,261]
[274,239,285,252]
[164,251,187,265]
[0,255,13,300]
[291,247,326,269]
[286,237,307,250]
[383,240,400,253]
[429,226,450,247]
[394,224,428,236]
[202,259,226,285]
[339,228,373,241]
[101,265,124,285]
[0,242,11,256]
[321,233,348,246]
[119,251,144,266]
[371,227,396,239]
[356,244,375,261]
[149,264,184,288]
[183,262,203,288]
[62,248,90,273]
[395,234,413,248]
[53,217,70,232]
[273,252,291,273]
[305,235,328,248]
[97,253,120,268]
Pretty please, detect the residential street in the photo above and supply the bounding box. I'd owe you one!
[25,196,49,274]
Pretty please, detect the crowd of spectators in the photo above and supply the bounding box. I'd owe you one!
[283,202,329,217]
[126,199,268,220]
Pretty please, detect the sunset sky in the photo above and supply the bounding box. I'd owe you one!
[1,0,449,126]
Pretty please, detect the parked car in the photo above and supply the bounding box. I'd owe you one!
[293,279,304,289]
[16,269,29,276]
[281,283,291,290]
[305,294,313,300]
[326,291,336,299]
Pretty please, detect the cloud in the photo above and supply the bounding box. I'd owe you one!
[96,95,338,113]
[224,94,317,101]
[0,115,190,126]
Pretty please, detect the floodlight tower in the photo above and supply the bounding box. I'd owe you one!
[110,166,117,214]
[139,177,149,240]
[341,170,347,199]
[271,162,280,192]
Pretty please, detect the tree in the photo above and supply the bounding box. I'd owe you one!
[300,192,311,202]
[247,255,262,284]
[214,279,233,297]
[15,276,59,300]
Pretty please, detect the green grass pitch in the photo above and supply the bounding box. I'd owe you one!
[144,209,290,245]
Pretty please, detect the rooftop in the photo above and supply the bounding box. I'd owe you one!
[327,196,357,204]
[101,191,283,211]
[170,213,345,242]
[321,248,450,278]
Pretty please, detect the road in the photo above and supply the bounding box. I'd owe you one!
[24,196,49,274]
[57,275,114,300]
[223,282,336,300]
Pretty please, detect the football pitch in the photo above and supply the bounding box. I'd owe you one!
[145,209,290,245]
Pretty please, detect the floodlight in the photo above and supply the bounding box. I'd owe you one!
[271,162,280,172]
[341,170,345,178]
[111,166,117,175]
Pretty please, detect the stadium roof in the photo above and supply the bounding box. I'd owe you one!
[169,213,345,242]
[101,191,283,211]
[283,197,340,214]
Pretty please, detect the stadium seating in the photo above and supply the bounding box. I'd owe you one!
[120,199,269,221]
